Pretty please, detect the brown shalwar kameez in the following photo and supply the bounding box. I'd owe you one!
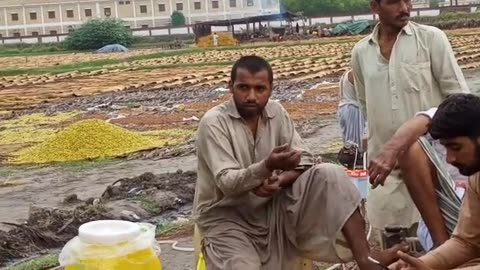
[193,99,362,270]
[420,172,480,269]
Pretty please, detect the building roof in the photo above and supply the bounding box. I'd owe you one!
[194,12,301,27]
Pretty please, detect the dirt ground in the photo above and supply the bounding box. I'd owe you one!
[2,69,479,227]
[0,119,340,269]
[0,117,338,227]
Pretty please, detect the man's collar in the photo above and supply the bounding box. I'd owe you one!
[226,98,276,119]
[369,21,413,44]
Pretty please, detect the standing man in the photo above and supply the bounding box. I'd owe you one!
[213,32,219,47]
[338,69,367,152]
[351,0,469,244]
[194,55,404,270]
[337,69,367,169]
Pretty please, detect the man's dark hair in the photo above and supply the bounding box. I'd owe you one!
[430,94,480,140]
[230,55,274,85]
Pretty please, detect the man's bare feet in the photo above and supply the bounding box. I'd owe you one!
[370,242,410,266]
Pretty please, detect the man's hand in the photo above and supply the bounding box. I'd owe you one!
[265,144,302,172]
[368,114,432,189]
[254,175,281,197]
[388,252,432,270]
[368,146,399,189]
[389,260,408,270]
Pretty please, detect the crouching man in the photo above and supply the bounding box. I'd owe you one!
[193,55,403,270]
[390,94,480,270]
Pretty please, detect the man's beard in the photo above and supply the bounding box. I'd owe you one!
[454,143,480,176]
[237,104,262,118]
[233,97,263,119]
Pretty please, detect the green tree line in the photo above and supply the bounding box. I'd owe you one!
[282,0,444,17]
[282,0,371,17]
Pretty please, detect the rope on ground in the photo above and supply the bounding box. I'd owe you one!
[157,240,194,252]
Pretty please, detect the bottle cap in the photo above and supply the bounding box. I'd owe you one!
[78,220,141,245]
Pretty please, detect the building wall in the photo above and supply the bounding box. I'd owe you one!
[0,0,280,37]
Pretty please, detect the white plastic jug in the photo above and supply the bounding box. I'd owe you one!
[59,220,162,270]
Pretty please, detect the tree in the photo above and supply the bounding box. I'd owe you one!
[281,0,370,17]
[430,0,440,8]
[64,19,132,50]
[171,11,186,26]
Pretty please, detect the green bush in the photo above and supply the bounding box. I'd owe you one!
[64,19,133,50]
[171,11,186,26]
[430,0,440,8]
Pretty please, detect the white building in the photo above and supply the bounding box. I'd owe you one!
[0,0,281,37]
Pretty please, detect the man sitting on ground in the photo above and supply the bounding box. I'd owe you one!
[390,93,480,269]
[193,55,404,270]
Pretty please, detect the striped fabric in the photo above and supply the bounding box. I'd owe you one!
[417,136,463,234]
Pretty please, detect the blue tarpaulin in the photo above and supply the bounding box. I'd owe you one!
[96,44,129,53]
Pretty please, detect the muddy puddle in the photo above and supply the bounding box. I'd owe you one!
[0,170,197,266]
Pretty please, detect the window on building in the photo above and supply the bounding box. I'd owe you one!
[104,7,111,17]
[50,30,57,35]
[119,1,124,4]
[125,1,131,4]
[247,0,254,6]
[229,0,236,7]
[66,10,74,18]
[141,24,149,29]
[13,32,21,37]
[140,5,147,13]
[125,25,131,29]
[158,4,166,12]
[11,13,18,21]
[0,34,3,38]
[68,28,74,33]
[176,3,183,11]
[31,31,39,36]
[85,9,92,17]
[212,1,219,9]
[30,12,37,20]
[48,11,56,19]
[194,2,201,10]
